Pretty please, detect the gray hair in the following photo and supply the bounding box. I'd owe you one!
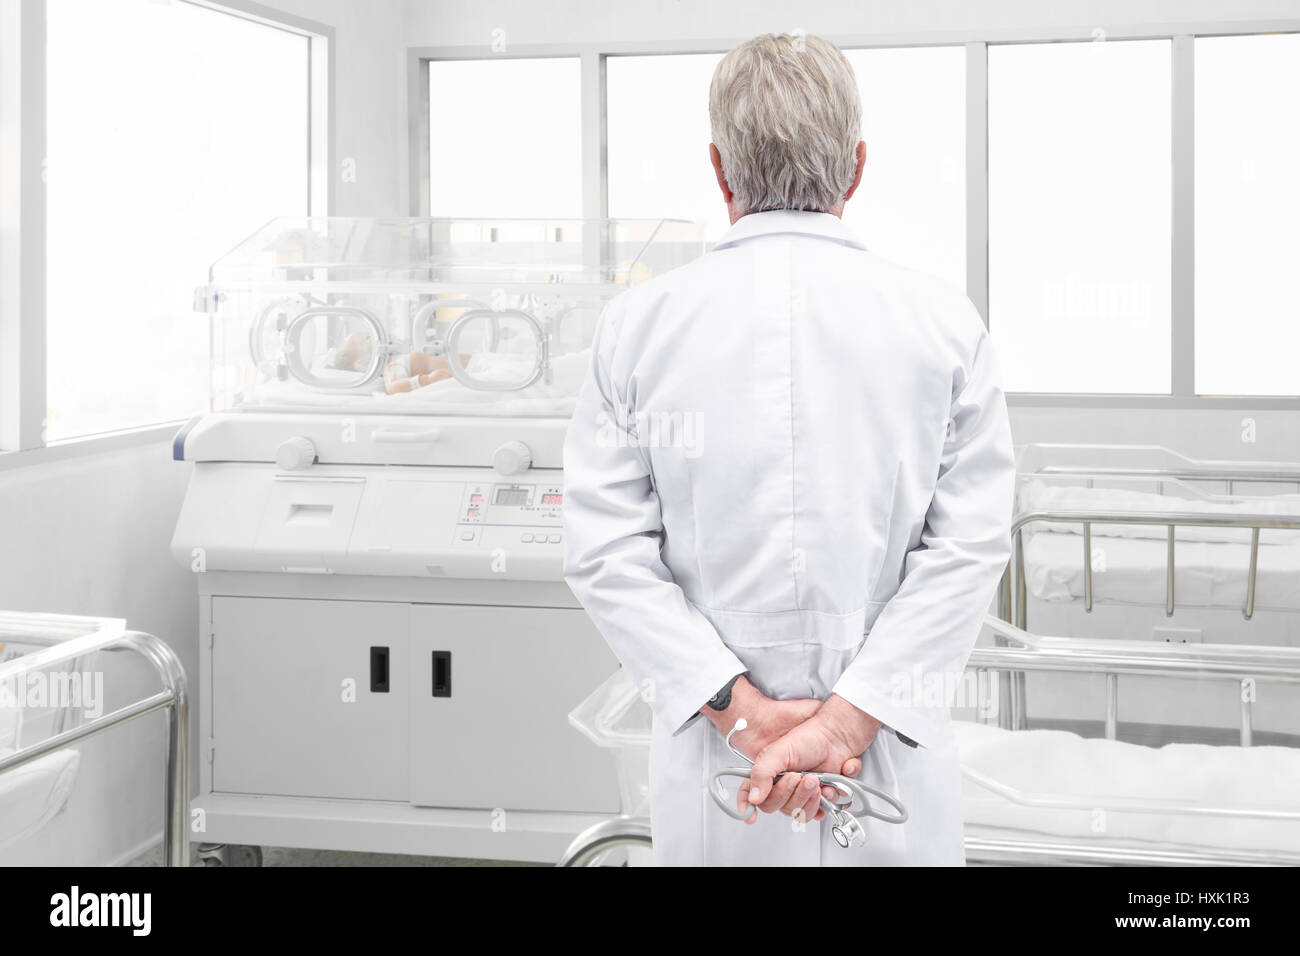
[708,33,862,214]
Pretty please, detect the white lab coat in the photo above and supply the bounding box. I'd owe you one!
[563,210,1015,866]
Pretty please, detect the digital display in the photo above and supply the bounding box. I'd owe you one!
[494,487,530,507]
[541,493,563,506]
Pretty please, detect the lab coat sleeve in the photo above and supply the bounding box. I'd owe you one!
[831,329,1015,749]
[562,299,747,734]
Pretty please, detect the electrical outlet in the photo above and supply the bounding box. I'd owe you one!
[1153,626,1202,644]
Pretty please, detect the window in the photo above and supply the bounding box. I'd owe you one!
[988,40,1171,394]
[427,58,582,218]
[418,31,1300,406]
[606,47,966,286]
[607,53,726,239]
[45,0,310,441]
[1194,33,1300,397]
[841,46,965,290]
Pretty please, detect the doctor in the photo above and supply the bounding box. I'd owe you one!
[563,32,1015,866]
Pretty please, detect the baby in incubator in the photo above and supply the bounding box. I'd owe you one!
[328,331,472,394]
[304,329,590,410]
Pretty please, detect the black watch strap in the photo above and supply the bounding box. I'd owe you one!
[706,673,744,711]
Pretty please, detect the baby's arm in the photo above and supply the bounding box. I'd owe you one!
[383,353,472,394]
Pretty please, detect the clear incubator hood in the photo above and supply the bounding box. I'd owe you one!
[196,217,707,419]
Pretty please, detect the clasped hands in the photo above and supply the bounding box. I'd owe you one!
[700,675,882,825]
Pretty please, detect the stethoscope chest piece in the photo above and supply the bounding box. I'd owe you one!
[831,813,866,849]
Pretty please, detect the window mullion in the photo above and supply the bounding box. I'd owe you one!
[966,40,989,327]
[0,0,48,451]
[1171,34,1196,398]
[580,49,608,221]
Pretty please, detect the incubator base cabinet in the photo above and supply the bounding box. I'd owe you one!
[172,218,706,862]
[186,572,620,862]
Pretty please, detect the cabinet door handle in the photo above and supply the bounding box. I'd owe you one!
[431,651,451,697]
[370,646,389,693]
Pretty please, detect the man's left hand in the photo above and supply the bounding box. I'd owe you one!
[744,695,882,817]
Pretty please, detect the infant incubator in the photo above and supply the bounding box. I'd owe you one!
[198,218,702,419]
[172,218,706,865]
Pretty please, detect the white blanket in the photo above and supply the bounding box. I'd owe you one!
[956,721,1300,855]
[1018,478,1300,544]
[245,348,588,417]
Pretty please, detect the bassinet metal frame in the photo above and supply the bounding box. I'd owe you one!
[996,447,1300,731]
[0,617,189,866]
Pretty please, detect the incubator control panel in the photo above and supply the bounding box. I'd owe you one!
[453,481,564,550]
[173,463,570,580]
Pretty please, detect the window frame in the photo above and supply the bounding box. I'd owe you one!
[411,19,1300,410]
[0,0,332,465]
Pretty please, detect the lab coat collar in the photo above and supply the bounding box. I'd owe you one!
[711,209,868,251]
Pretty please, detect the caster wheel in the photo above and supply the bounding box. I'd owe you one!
[197,843,264,867]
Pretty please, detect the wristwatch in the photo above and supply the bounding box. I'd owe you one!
[705,673,745,711]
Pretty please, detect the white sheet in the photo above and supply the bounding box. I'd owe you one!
[1019,478,1300,544]
[243,348,588,417]
[0,746,81,849]
[1018,479,1300,610]
[1024,531,1300,610]
[955,721,1300,856]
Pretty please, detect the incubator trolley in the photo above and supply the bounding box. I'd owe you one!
[173,218,708,864]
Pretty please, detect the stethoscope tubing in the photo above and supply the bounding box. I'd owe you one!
[707,719,908,846]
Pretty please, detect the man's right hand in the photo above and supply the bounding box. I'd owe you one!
[700,676,824,822]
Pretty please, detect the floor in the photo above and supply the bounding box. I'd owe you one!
[128,844,540,867]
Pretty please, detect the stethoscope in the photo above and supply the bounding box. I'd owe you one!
[708,719,909,849]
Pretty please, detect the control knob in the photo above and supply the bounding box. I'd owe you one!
[493,440,532,476]
[275,436,317,470]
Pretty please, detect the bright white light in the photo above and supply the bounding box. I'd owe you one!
[46,0,309,440]
[427,58,583,219]
[607,53,727,239]
[841,46,966,291]
[1195,33,1300,397]
[607,46,966,286]
[989,40,1172,394]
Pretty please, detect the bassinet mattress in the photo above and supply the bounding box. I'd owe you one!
[955,721,1300,856]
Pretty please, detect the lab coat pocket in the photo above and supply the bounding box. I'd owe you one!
[866,459,908,604]
[647,444,702,567]
[645,442,692,503]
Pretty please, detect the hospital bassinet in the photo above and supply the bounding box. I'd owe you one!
[0,611,189,865]
[561,615,1300,866]
[1006,443,1300,629]
[998,444,1300,736]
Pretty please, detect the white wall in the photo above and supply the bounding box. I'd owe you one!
[0,443,194,864]
[267,0,407,216]
[402,0,1300,46]
[0,0,407,866]
[1009,407,1300,462]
